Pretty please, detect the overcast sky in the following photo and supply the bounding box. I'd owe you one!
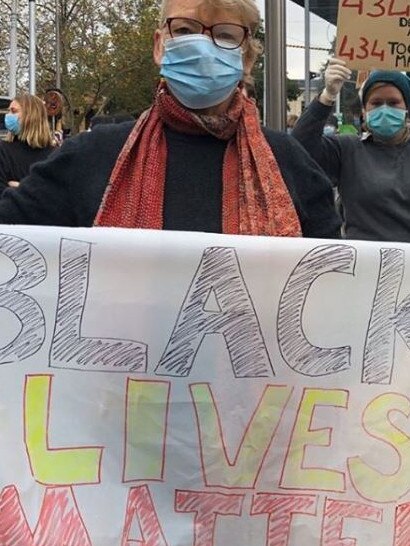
[256,0,336,79]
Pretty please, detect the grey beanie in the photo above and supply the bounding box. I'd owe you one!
[361,70,410,108]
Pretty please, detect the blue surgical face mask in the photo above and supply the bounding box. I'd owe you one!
[366,105,407,139]
[5,113,20,135]
[323,125,337,136]
[160,34,243,110]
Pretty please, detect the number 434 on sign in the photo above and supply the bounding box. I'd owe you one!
[341,0,410,17]
[337,35,386,61]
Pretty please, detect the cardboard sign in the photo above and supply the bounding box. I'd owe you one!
[1,225,410,545]
[336,0,410,70]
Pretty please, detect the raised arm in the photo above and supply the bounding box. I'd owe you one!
[292,58,352,185]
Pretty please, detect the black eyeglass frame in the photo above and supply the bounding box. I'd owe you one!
[164,17,250,50]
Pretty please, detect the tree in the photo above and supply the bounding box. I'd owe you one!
[286,78,301,103]
[0,3,300,131]
[0,0,160,132]
[102,0,160,116]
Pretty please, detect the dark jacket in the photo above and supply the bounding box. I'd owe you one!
[0,139,54,195]
[0,122,341,238]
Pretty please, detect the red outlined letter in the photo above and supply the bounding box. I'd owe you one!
[281,389,348,493]
[394,501,410,546]
[388,0,410,16]
[251,493,318,546]
[123,380,170,483]
[348,393,410,503]
[175,490,244,546]
[0,485,92,545]
[121,485,169,546]
[341,0,364,15]
[190,383,292,489]
[24,374,103,485]
[321,498,382,546]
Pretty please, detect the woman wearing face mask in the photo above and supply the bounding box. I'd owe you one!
[0,0,340,238]
[0,94,55,194]
[292,58,410,242]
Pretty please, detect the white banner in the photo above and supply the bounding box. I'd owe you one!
[0,226,409,545]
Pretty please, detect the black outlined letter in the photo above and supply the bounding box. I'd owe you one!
[50,239,146,372]
[0,234,46,363]
[156,247,272,377]
[277,245,355,376]
[363,248,410,384]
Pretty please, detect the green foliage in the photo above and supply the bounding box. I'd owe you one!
[102,0,160,116]
[0,0,160,132]
[0,2,303,131]
[286,78,301,102]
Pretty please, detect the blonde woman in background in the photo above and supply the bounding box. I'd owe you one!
[0,94,55,192]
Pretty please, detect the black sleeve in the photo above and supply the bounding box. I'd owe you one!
[0,123,132,227]
[292,98,342,184]
[0,144,10,195]
[0,138,81,226]
[264,129,341,239]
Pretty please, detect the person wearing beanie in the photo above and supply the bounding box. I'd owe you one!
[293,57,410,243]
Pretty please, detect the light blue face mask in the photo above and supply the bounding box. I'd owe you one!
[366,105,407,139]
[5,113,21,135]
[323,125,337,136]
[160,34,243,110]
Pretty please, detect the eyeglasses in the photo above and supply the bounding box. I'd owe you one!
[165,17,249,50]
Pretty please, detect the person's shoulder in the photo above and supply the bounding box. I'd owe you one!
[60,121,135,154]
[90,120,134,138]
[262,127,294,147]
[261,127,309,157]
[261,126,285,141]
[337,132,363,149]
[261,127,319,175]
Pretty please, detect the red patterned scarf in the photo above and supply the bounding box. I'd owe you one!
[94,82,302,237]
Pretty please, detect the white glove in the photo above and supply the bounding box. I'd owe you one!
[321,58,352,104]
